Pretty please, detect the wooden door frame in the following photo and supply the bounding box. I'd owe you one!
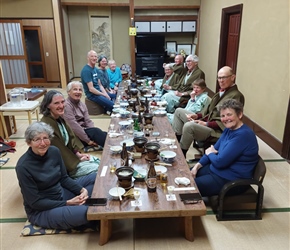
[217,4,243,92]
[281,98,290,160]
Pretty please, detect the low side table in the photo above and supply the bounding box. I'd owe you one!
[0,101,40,139]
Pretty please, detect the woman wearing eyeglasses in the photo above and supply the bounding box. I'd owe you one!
[15,121,97,230]
[40,90,100,178]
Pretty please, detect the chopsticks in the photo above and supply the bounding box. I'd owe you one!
[154,162,172,167]
[117,186,122,201]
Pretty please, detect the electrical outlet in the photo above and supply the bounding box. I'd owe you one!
[129,27,136,36]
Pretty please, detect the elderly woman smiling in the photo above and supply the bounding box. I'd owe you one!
[15,122,97,230]
[191,99,259,197]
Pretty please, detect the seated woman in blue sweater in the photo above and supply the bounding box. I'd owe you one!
[16,122,97,230]
[107,59,122,90]
[191,99,259,196]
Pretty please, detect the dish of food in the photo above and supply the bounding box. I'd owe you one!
[109,187,126,199]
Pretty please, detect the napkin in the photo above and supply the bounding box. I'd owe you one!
[175,177,190,186]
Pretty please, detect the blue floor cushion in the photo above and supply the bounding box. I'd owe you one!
[21,220,97,236]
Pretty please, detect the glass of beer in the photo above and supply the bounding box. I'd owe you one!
[160,173,168,187]
[109,159,117,173]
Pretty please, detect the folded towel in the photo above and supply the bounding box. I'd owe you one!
[175,177,190,186]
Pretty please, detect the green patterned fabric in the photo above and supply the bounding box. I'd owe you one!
[21,220,97,236]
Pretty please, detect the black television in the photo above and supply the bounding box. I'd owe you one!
[135,35,165,55]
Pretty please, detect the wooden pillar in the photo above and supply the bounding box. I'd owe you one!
[129,0,136,77]
[52,0,67,89]
[0,61,12,138]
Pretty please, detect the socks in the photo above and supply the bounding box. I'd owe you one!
[181,148,188,157]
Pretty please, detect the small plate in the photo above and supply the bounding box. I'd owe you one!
[120,139,134,147]
[109,187,126,199]
[154,110,167,117]
[133,169,147,181]
[112,108,121,113]
[160,138,172,145]
[110,145,122,154]
[154,165,167,174]
[119,120,131,127]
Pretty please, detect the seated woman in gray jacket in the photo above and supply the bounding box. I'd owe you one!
[40,90,100,178]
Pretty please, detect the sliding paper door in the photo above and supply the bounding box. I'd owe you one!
[0,20,30,88]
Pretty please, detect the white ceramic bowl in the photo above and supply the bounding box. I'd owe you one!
[154,110,167,117]
[160,150,176,163]
[133,131,145,137]
[119,120,131,129]
[120,139,135,151]
[110,145,122,154]
[119,110,130,118]
[109,187,126,199]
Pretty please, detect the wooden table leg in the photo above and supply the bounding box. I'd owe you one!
[27,111,32,124]
[184,216,194,242]
[35,108,39,121]
[99,219,112,246]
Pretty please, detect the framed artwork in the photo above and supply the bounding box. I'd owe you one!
[166,41,176,54]
[177,44,192,55]
[90,15,113,58]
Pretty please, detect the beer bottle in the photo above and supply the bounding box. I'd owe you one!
[121,142,129,167]
[147,161,157,192]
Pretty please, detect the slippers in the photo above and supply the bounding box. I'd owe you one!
[0,157,9,167]
[83,145,103,153]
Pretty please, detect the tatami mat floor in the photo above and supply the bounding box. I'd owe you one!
[0,89,289,250]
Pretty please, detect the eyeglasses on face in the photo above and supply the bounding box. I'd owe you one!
[186,60,193,63]
[217,75,232,80]
[32,138,50,144]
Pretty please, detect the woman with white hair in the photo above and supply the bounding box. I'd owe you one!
[16,121,98,230]
[63,81,107,150]
[161,54,205,113]
[107,59,122,90]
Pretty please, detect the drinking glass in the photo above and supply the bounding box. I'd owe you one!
[170,139,176,148]
[167,185,175,199]
[109,124,115,133]
[134,190,141,205]
[109,159,117,173]
[164,130,169,137]
[160,173,168,187]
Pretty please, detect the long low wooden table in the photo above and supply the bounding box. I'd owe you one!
[87,111,206,245]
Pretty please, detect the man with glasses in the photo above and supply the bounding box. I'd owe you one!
[172,66,245,158]
[161,55,205,113]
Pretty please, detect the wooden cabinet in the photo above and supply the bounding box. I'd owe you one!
[167,21,182,32]
[135,20,196,33]
[151,21,166,32]
[182,21,196,32]
[135,22,150,33]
